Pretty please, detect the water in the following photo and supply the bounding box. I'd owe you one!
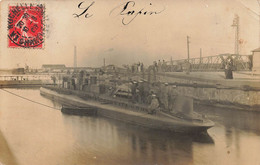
[0,88,259,165]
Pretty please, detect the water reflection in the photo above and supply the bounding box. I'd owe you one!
[61,114,214,165]
[195,104,260,135]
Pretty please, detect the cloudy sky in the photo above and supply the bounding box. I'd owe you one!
[0,0,259,68]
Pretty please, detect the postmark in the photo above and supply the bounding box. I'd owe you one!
[7,4,45,48]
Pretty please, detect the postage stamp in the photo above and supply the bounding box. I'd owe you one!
[7,4,45,48]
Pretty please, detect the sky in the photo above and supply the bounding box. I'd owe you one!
[0,0,259,69]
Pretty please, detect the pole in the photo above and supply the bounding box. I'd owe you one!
[187,36,190,63]
[200,48,202,64]
[258,0,260,46]
[186,36,191,74]
[236,15,239,55]
[231,14,239,55]
[74,46,77,68]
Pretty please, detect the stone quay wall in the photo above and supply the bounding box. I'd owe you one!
[155,73,260,111]
[175,86,259,110]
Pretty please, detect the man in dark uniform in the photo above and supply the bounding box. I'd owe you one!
[148,94,160,114]
[225,56,233,79]
[137,80,145,104]
[168,85,178,112]
[131,81,137,103]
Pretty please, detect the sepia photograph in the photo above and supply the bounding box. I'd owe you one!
[0,0,260,164]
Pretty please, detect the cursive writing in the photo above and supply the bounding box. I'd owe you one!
[73,1,165,25]
[110,1,165,25]
[73,1,95,18]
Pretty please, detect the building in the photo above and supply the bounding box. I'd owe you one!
[41,64,66,73]
[252,48,260,72]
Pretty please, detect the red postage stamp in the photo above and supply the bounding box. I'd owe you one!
[8,4,44,48]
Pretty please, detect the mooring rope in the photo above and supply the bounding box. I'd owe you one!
[0,88,61,110]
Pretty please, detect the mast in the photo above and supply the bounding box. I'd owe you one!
[74,46,77,68]
[231,14,240,55]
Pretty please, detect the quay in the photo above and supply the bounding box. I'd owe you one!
[1,61,259,111]
[0,75,53,88]
[155,71,260,111]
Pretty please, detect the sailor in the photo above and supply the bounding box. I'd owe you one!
[154,61,158,72]
[168,85,178,112]
[158,60,162,72]
[162,60,167,72]
[148,94,160,114]
[159,83,169,110]
[140,63,144,72]
[143,80,150,104]
[131,65,135,73]
[51,76,56,85]
[137,80,145,104]
[108,86,114,96]
[137,62,141,72]
[147,91,153,105]
[71,78,76,90]
[131,81,138,103]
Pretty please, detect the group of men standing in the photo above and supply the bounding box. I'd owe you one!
[153,60,168,72]
[130,81,178,113]
[131,63,144,73]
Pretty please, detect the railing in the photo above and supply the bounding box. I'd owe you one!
[164,54,253,72]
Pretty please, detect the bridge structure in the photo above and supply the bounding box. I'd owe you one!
[165,54,253,72]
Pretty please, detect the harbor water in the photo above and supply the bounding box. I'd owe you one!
[0,88,260,165]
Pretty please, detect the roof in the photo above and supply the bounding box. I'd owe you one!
[252,47,260,52]
[42,64,66,69]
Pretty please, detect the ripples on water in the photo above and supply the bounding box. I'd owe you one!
[0,88,259,165]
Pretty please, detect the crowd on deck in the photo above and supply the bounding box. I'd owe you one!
[128,80,178,113]
[60,67,180,114]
